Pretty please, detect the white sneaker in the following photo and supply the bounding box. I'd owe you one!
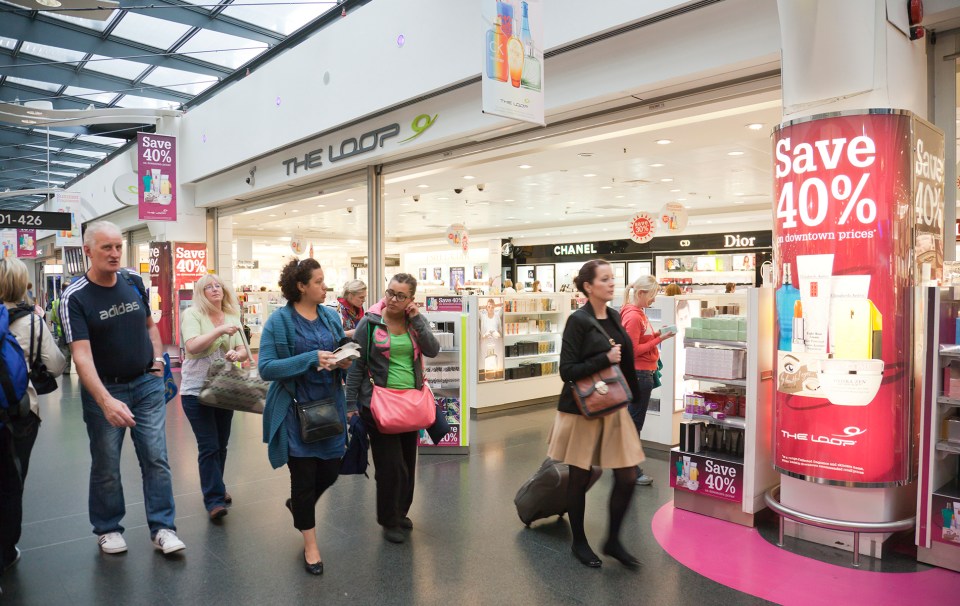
[151,529,186,555]
[98,532,128,554]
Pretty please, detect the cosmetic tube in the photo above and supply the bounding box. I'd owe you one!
[795,254,834,354]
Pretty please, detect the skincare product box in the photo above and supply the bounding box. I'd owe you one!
[685,347,746,380]
[679,422,704,453]
[945,415,960,443]
[945,366,960,398]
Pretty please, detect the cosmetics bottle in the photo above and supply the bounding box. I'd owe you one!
[519,1,541,91]
[486,17,508,82]
[792,300,805,353]
[689,462,699,482]
[142,174,152,194]
[776,262,801,350]
[507,19,524,88]
[497,0,514,37]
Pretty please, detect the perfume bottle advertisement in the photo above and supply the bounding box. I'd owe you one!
[16,228,37,259]
[772,111,943,486]
[138,132,178,222]
[481,0,545,126]
[478,296,505,382]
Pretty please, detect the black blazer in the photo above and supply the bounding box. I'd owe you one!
[557,304,642,415]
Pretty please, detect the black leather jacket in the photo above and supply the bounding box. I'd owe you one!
[557,304,642,415]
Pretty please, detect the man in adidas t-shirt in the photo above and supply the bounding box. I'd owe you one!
[60,221,185,556]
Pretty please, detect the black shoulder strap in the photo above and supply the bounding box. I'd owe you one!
[119,269,148,301]
[574,308,615,346]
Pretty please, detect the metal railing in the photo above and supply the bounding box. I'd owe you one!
[764,486,915,567]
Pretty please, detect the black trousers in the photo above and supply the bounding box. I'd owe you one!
[0,412,40,570]
[360,407,418,528]
[287,456,339,531]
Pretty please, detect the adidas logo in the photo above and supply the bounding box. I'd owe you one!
[98,301,141,321]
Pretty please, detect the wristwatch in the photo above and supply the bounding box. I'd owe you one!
[149,357,164,373]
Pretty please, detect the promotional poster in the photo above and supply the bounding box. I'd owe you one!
[50,192,82,247]
[138,133,177,221]
[173,243,208,346]
[17,229,37,259]
[149,242,174,345]
[772,111,943,486]
[481,0,544,125]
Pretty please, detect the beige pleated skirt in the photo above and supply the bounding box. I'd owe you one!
[546,407,645,470]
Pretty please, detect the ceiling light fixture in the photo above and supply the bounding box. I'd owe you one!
[317,204,326,208]
[746,123,764,130]
[417,184,429,188]
[463,175,476,180]
[346,198,355,202]
[615,195,625,199]
[437,197,449,201]
[504,198,514,202]
[600,186,612,190]
[528,183,540,186]
[34,0,62,6]
[655,139,672,145]
[670,188,681,193]
[518,164,532,169]
[660,178,673,183]
[583,173,597,177]
[649,163,664,168]
[727,151,745,156]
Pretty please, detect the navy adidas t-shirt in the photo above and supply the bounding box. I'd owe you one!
[60,272,153,379]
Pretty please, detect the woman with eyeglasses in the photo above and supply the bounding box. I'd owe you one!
[180,273,248,521]
[259,258,353,575]
[346,273,439,544]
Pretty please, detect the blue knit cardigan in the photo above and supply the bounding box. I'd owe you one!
[258,304,348,469]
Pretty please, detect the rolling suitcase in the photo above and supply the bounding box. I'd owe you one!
[515,457,603,527]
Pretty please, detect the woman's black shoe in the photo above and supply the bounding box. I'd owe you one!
[602,541,640,570]
[399,516,413,530]
[571,544,602,568]
[303,553,323,575]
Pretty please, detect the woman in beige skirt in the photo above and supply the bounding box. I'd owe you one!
[548,259,645,569]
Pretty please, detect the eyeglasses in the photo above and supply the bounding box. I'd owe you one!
[203,283,223,291]
[384,289,410,302]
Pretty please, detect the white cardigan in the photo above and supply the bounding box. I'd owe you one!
[4,303,66,417]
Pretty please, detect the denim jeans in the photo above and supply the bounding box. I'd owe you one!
[80,373,176,536]
[181,395,233,511]
[628,370,657,435]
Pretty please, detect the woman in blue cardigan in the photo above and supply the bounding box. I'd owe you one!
[258,258,353,576]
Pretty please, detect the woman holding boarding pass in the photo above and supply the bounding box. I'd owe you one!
[346,273,439,545]
[547,259,645,569]
[258,258,353,576]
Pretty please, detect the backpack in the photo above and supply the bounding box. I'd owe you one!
[0,305,31,427]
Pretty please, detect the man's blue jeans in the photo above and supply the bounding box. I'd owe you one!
[80,373,176,536]
[180,395,233,511]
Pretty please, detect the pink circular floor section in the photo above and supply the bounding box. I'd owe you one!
[652,503,960,605]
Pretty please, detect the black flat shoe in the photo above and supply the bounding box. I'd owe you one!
[602,541,641,570]
[571,545,601,568]
[399,516,413,530]
[383,527,405,544]
[303,553,323,576]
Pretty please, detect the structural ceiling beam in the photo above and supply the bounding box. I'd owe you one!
[120,0,283,45]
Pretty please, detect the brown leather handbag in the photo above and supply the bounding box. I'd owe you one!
[569,313,633,418]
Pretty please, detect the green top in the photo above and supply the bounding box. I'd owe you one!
[181,307,243,359]
[386,331,416,389]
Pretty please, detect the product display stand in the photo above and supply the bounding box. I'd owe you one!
[419,302,470,454]
[466,293,571,414]
[239,290,285,351]
[916,287,960,572]
[670,287,776,527]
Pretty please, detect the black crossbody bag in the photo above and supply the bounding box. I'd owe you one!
[281,382,343,443]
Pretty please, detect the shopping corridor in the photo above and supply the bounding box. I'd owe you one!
[0,376,953,605]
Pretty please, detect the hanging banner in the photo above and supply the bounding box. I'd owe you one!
[173,242,208,346]
[446,223,469,252]
[138,132,177,222]
[291,234,308,255]
[17,229,37,259]
[0,229,16,259]
[659,202,689,234]
[50,192,82,247]
[772,110,942,486]
[629,212,657,243]
[149,242,174,345]
[481,0,544,126]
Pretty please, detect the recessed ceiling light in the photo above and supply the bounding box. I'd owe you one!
[437,197,449,200]
[544,212,551,216]
[655,139,672,145]
[600,186,612,190]
[292,209,300,212]
[346,198,355,202]
[677,198,687,202]
[463,175,476,180]
[649,163,664,168]
[727,151,745,156]
[257,228,265,231]
[528,183,539,186]
[383,193,389,196]
[400,203,410,206]
[735,201,745,204]
[526,206,535,210]
[504,198,514,202]
[583,173,597,177]
[602,228,608,232]
[524,221,531,224]
[669,189,681,193]
[20,119,37,125]
[746,123,764,130]
[506,216,516,220]
[707,220,713,224]
[268,214,277,217]
[577,152,594,158]
[518,164,532,169]
[317,204,326,208]
[661,178,673,183]
[417,184,429,188]
[735,192,745,196]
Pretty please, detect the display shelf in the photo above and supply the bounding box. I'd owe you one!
[684,374,748,387]
[681,413,747,430]
[689,448,745,465]
[933,478,960,499]
[494,373,558,384]
[939,349,960,360]
[419,306,468,454]
[437,349,460,354]
[936,441,960,455]
[504,353,559,362]
[504,332,556,342]
[503,311,562,317]
[684,338,748,349]
[937,396,960,408]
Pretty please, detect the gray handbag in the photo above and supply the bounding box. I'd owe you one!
[199,328,267,414]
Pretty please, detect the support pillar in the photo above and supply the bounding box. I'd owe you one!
[367,165,385,300]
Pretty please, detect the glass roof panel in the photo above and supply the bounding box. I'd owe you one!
[179,0,214,12]
[142,67,218,96]
[64,148,108,159]
[28,178,68,185]
[5,77,60,93]
[113,95,179,110]
[223,0,327,35]
[45,10,119,33]
[111,12,193,50]
[75,133,126,146]
[61,86,119,105]
[84,55,151,80]
[18,41,87,64]
[176,29,267,69]
[0,37,16,51]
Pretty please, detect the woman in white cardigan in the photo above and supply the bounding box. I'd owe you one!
[0,258,66,573]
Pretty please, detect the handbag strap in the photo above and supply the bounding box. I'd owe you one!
[576,308,616,348]
[29,312,41,367]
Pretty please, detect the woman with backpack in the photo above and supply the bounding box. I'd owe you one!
[0,258,65,574]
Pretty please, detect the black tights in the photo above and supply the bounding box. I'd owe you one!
[567,465,638,559]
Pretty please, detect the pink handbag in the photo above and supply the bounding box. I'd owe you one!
[369,382,437,434]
